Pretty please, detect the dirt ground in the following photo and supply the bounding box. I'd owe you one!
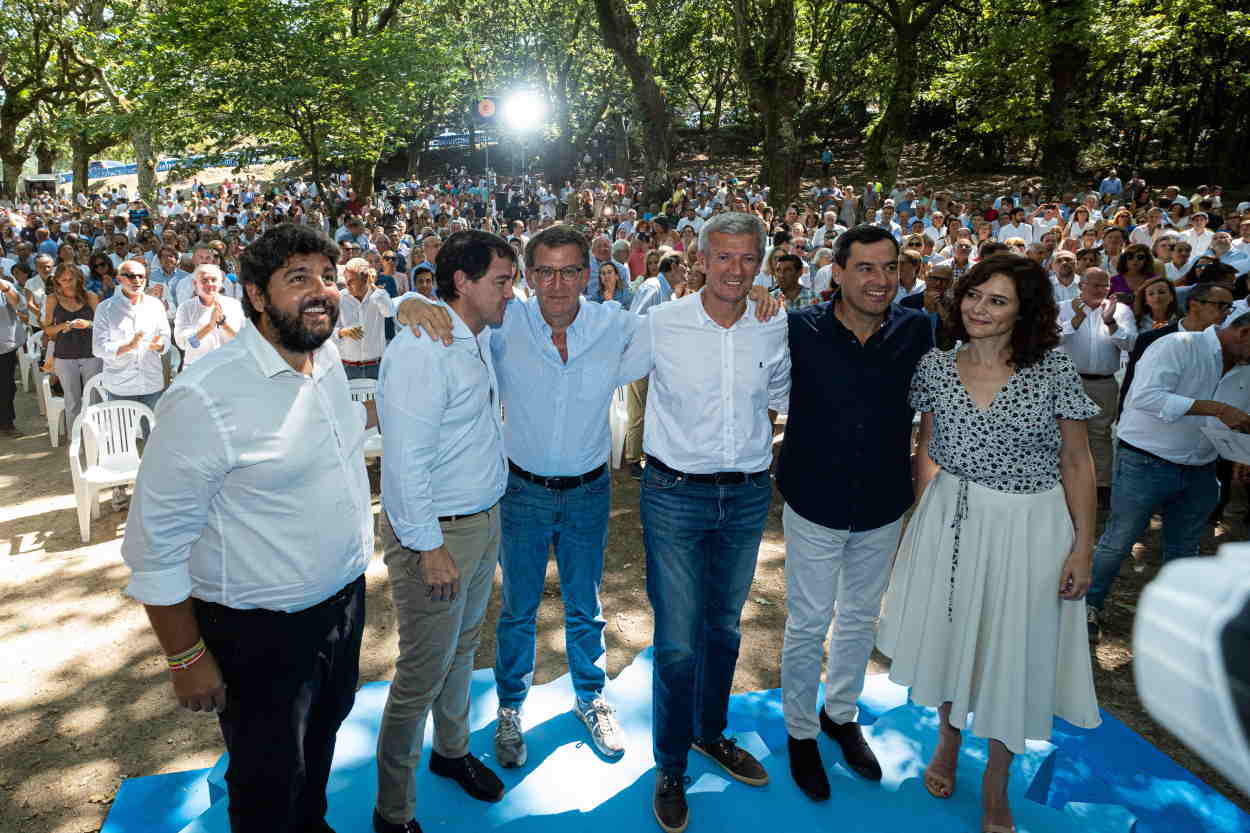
[2,375,1248,833]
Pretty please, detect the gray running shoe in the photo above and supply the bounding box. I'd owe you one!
[494,706,527,768]
[576,696,625,757]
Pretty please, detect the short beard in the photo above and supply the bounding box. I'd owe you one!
[264,293,338,353]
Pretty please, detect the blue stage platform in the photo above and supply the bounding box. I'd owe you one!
[101,649,1249,833]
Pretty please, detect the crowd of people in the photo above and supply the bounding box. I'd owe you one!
[2,164,1249,833]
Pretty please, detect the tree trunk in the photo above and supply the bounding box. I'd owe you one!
[733,0,806,211]
[350,157,377,202]
[593,0,673,202]
[614,113,631,174]
[132,130,158,203]
[72,137,93,196]
[35,143,56,174]
[1038,0,1092,179]
[864,22,920,189]
[0,153,25,197]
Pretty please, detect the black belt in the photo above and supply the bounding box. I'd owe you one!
[646,456,768,485]
[1118,440,1213,469]
[509,460,606,490]
[438,507,491,523]
[1079,372,1115,381]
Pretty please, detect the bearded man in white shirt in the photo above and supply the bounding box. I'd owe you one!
[122,224,372,833]
[333,257,393,380]
[1058,268,1138,504]
[174,264,245,365]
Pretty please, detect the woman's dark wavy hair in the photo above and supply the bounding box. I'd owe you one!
[944,254,1059,369]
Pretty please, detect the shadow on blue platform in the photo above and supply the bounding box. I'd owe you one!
[103,647,1248,833]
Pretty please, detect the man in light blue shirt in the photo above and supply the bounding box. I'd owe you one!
[1098,169,1123,199]
[373,230,517,833]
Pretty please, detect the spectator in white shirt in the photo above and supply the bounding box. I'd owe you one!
[92,258,171,409]
[643,212,790,833]
[374,230,516,831]
[810,211,843,249]
[173,244,222,307]
[1058,268,1138,502]
[1033,203,1062,237]
[332,258,393,380]
[1182,211,1214,255]
[1086,314,1250,639]
[121,223,371,833]
[1130,207,1167,247]
[174,264,245,365]
[996,207,1035,244]
[1050,250,1081,303]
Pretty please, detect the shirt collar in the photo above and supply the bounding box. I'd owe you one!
[239,317,336,380]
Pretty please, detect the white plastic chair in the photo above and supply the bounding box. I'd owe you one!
[610,386,628,469]
[68,401,156,543]
[41,374,66,447]
[81,374,110,408]
[348,378,382,461]
[17,331,39,393]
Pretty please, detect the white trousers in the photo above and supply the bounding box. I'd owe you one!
[781,503,903,738]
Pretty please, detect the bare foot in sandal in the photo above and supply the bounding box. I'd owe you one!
[924,721,961,799]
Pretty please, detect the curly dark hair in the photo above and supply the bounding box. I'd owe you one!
[944,254,1060,369]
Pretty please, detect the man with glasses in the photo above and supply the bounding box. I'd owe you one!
[1050,250,1081,302]
[1059,268,1137,506]
[92,258,171,410]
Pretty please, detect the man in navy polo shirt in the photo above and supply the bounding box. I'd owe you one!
[775,224,934,801]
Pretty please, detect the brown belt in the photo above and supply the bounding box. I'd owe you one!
[342,358,381,366]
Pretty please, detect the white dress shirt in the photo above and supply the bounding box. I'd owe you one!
[378,305,506,552]
[643,294,791,473]
[1120,327,1250,465]
[333,287,393,362]
[810,224,844,249]
[122,325,371,611]
[174,294,246,364]
[92,291,171,395]
[1182,227,1214,254]
[1050,275,1082,303]
[996,222,1035,243]
[1059,299,1137,374]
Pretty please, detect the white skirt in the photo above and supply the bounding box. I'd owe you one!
[877,470,1101,753]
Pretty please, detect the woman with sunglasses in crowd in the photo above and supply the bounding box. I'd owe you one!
[1110,243,1158,301]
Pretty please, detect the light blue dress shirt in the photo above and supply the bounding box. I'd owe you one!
[631,274,673,317]
[378,304,507,552]
[493,296,652,477]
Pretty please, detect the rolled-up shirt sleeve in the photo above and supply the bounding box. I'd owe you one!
[121,383,231,605]
[380,341,447,552]
[1127,337,1194,423]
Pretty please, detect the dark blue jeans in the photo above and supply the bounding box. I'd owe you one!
[1087,446,1220,611]
[495,467,611,708]
[641,464,773,776]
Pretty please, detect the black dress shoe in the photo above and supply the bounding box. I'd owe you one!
[820,709,882,782]
[787,736,830,801]
[372,808,423,833]
[653,771,688,833]
[692,736,769,785]
[429,750,504,802]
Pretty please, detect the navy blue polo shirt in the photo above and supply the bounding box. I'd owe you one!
[776,295,934,531]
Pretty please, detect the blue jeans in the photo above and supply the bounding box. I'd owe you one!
[495,467,611,708]
[641,464,773,776]
[1087,446,1220,611]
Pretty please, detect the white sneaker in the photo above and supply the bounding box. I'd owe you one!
[495,706,527,768]
[576,696,625,757]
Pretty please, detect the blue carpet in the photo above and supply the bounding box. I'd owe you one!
[101,648,1249,833]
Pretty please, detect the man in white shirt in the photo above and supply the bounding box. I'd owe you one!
[92,258,171,409]
[1211,232,1250,278]
[333,258,393,379]
[995,207,1035,243]
[1233,218,1250,252]
[1033,203,1062,237]
[873,201,903,240]
[1085,314,1250,640]
[173,244,222,308]
[1058,268,1138,503]
[173,264,245,365]
[373,230,515,833]
[1050,250,1081,303]
[121,223,371,833]
[644,212,790,833]
[1182,211,1214,255]
[893,250,925,304]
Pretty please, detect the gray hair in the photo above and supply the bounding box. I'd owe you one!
[698,211,767,260]
[1080,267,1109,284]
[611,240,630,261]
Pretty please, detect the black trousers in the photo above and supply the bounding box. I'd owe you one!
[0,348,16,427]
[195,575,366,833]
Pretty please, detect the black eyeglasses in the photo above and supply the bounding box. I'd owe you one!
[382,255,395,260]
[119,271,145,279]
